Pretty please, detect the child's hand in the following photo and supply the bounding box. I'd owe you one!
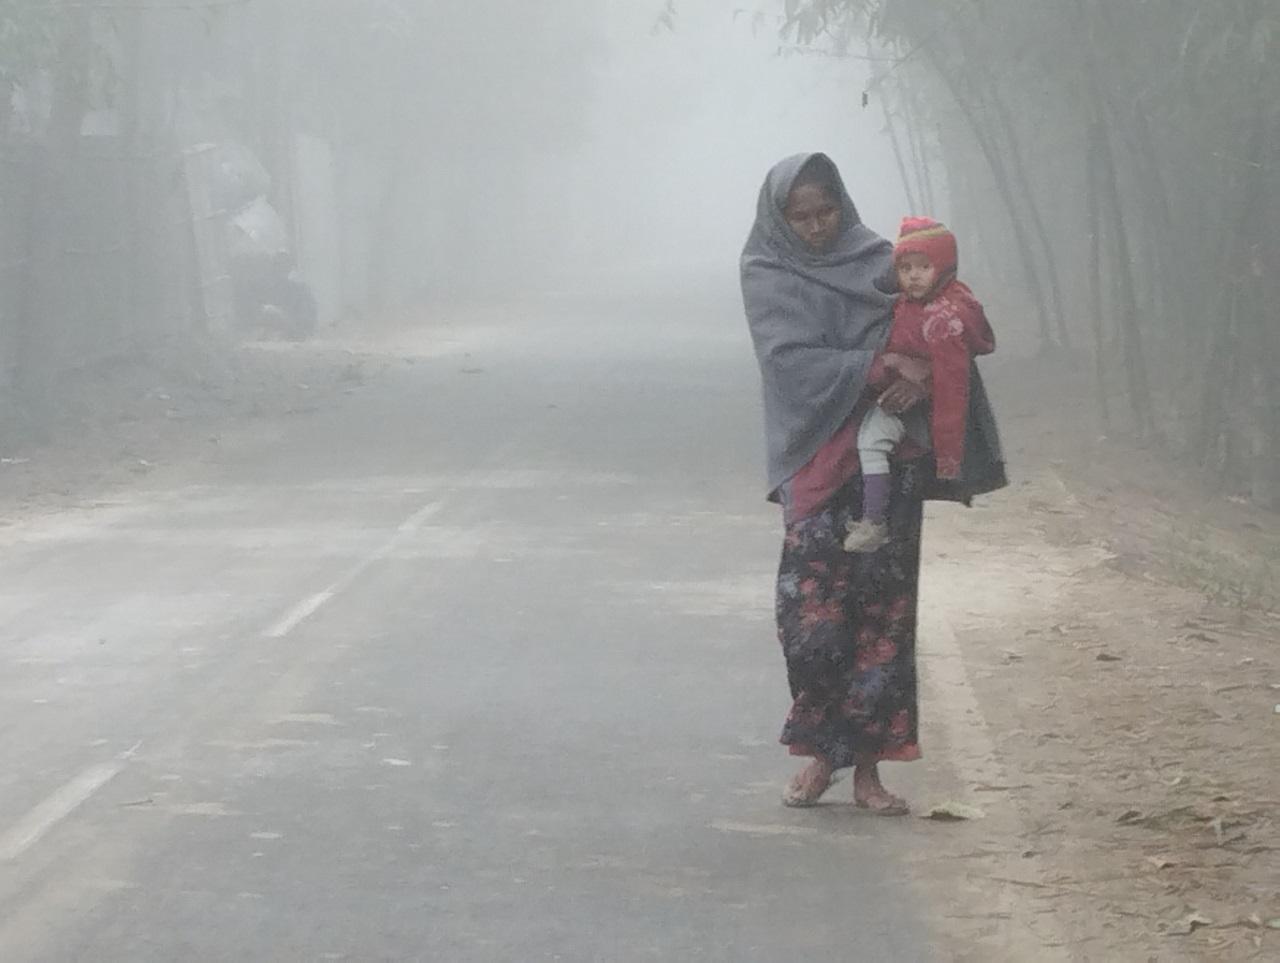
[883,354,931,385]
[879,378,929,415]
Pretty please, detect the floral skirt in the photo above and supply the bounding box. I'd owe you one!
[776,463,924,769]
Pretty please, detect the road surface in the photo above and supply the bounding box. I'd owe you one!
[0,293,964,961]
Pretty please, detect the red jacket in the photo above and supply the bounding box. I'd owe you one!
[884,279,994,479]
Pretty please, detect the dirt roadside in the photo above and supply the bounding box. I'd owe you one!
[0,337,387,522]
[918,353,1279,961]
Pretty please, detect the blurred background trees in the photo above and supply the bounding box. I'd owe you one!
[288,0,603,310]
[3,0,1276,507]
[780,0,1280,505]
[0,0,604,406]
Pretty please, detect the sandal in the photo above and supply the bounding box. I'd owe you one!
[781,762,835,808]
[854,791,910,816]
[860,793,911,814]
[852,766,910,816]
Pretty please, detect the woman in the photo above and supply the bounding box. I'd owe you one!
[741,153,1004,814]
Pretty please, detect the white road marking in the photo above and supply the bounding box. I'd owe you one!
[264,502,442,638]
[266,591,334,638]
[0,742,141,862]
[710,820,818,837]
[165,802,239,818]
[272,713,340,727]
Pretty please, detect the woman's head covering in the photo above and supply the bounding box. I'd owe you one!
[741,153,897,497]
[894,216,958,277]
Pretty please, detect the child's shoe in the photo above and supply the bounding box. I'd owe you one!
[843,519,889,553]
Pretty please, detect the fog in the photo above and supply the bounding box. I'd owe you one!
[557,2,908,287]
[1,4,1277,958]
[6,0,1276,491]
[317,1,910,306]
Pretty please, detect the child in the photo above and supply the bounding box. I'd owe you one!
[844,216,996,552]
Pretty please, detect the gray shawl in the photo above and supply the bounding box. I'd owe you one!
[741,153,897,498]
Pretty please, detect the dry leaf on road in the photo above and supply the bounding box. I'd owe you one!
[1166,911,1213,936]
[925,802,986,822]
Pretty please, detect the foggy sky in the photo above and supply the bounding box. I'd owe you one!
[293,1,912,309]
[473,0,911,293]
[561,1,910,285]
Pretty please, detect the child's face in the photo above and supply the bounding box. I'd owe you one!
[896,252,938,301]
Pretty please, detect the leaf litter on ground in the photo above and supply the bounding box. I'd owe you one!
[924,801,986,822]
[1165,911,1214,936]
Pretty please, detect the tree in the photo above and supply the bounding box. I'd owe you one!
[287,0,604,309]
[778,0,1280,503]
[0,0,58,125]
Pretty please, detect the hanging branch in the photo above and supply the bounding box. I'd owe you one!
[923,47,1056,350]
[898,80,937,212]
[986,90,1071,349]
[866,42,920,213]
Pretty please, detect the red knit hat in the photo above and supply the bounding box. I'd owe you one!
[893,216,958,276]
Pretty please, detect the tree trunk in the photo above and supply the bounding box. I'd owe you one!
[1085,121,1110,433]
[1094,115,1155,441]
[871,59,920,214]
[1126,106,1177,316]
[367,148,410,312]
[1068,0,1153,438]
[118,9,147,351]
[1237,100,1278,506]
[1196,287,1235,471]
[898,85,936,212]
[989,90,1071,349]
[48,6,92,156]
[257,0,293,229]
[925,51,1055,349]
[20,4,93,413]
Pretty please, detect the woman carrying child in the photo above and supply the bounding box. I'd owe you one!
[741,153,1006,814]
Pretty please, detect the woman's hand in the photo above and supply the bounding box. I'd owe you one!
[878,378,929,415]
[881,353,932,386]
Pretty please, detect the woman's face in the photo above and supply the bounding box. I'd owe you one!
[784,183,842,254]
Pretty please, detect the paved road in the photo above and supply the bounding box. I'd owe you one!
[0,294,932,961]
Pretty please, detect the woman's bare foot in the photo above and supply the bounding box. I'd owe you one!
[853,762,909,816]
[781,757,834,808]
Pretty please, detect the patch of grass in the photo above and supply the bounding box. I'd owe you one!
[1153,523,1279,613]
